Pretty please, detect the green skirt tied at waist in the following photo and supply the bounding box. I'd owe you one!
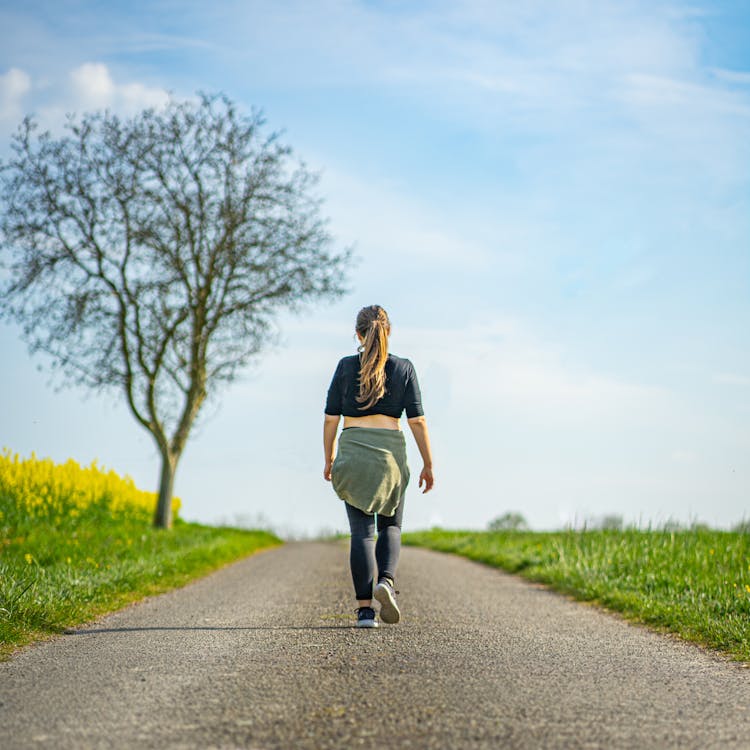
[331,428,410,517]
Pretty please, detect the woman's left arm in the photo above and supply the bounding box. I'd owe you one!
[323,414,341,481]
[407,415,434,493]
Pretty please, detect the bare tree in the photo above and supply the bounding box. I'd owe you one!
[0,93,351,528]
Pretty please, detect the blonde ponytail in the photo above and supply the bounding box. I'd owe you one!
[355,305,390,410]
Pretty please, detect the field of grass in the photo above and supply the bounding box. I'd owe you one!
[0,450,280,660]
[404,528,750,662]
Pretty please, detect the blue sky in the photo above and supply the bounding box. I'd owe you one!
[1,1,749,533]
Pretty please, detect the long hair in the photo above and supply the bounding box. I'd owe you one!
[355,305,390,410]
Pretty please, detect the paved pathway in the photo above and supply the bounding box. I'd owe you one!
[2,542,749,749]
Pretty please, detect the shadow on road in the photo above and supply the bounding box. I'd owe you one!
[63,625,359,634]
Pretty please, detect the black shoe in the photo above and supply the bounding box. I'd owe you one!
[374,579,401,624]
[355,606,378,628]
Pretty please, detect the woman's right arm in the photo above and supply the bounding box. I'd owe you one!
[323,359,344,481]
[323,414,340,481]
[407,416,434,493]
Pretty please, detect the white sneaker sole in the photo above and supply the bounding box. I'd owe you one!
[374,583,401,624]
[356,618,378,628]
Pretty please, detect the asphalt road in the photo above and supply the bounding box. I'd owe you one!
[2,541,749,749]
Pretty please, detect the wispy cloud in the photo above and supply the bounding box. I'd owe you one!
[618,71,750,119]
[394,315,672,423]
[216,0,750,257]
[710,67,750,85]
[713,372,750,387]
[318,165,500,272]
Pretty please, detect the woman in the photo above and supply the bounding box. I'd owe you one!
[323,305,434,628]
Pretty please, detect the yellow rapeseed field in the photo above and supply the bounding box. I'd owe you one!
[0,449,180,523]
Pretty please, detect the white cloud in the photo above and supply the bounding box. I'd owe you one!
[70,62,114,106]
[118,81,171,111]
[68,62,169,115]
[393,316,671,423]
[0,63,171,136]
[317,164,524,273]
[0,67,31,122]
[0,63,173,134]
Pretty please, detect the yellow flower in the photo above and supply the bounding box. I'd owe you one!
[0,448,180,522]
[24,552,33,564]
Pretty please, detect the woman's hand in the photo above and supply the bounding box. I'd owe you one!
[324,460,333,481]
[418,465,434,493]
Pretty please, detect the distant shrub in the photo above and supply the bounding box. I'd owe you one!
[597,514,624,531]
[488,512,528,532]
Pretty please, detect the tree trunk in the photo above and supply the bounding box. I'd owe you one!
[153,451,178,529]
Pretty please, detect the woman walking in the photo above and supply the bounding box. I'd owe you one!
[323,305,434,628]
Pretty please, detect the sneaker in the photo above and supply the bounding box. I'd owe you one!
[356,606,378,628]
[374,579,401,624]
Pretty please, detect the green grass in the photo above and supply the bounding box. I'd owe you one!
[0,509,280,660]
[404,528,750,661]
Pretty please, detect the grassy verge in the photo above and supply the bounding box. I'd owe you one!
[404,528,750,662]
[0,451,281,660]
[0,516,280,660]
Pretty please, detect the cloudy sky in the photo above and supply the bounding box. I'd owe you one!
[1,1,749,534]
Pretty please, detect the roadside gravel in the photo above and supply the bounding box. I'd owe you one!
[1,541,749,749]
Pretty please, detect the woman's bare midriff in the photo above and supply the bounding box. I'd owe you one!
[343,414,401,430]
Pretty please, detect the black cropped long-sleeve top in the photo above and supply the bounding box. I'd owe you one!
[324,353,424,419]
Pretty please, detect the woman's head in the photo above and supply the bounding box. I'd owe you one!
[355,305,390,409]
[355,305,390,341]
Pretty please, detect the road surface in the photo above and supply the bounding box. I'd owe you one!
[1,541,749,749]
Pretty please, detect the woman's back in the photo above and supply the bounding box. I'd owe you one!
[325,353,423,420]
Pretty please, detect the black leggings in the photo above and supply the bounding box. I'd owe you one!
[344,500,404,600]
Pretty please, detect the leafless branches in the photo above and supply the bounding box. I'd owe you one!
[0,93,352,527]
